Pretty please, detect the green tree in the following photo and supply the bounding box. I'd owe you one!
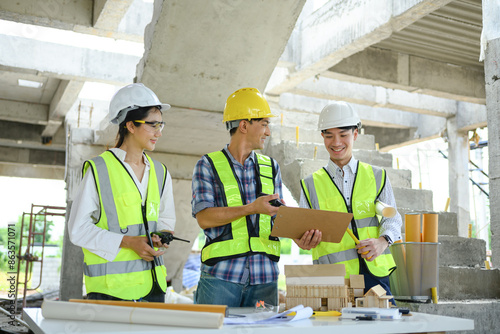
[0,214,56,271]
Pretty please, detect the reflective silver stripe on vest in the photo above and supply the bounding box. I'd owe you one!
[92,156,121,234]
[84,258,152,277]
[303,175,320,209]
[125,222,147,236]
[92,156,159,236]
[314,246,392,265]
[357,216,380,229]
[151,158,165,196]
[315,248,358,264]
[372,165,384,195]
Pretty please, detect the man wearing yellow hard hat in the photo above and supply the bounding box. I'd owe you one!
[297,101,402,301]
[191,88,284,307]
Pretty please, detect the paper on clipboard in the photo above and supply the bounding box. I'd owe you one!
[270,206,353,243]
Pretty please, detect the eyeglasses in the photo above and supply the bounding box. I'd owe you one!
[133,120,165,132]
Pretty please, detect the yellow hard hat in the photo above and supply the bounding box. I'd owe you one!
[222,88,275,126]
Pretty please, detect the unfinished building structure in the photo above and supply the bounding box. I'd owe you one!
[0,0,499,332]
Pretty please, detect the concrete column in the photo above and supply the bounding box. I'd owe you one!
[59,128,104,300]
[59,175,84,301]
[446,117,470,238]
[484,37,500,267]
[473,148,489,250]
[161,179,201,293]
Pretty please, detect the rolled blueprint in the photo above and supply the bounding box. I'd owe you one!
[69,299,228,316]
[405,213,421,242]
[41,300,224,329]
[375,200,397,218]
[422,213,439,242]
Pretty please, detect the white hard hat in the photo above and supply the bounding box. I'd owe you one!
[109,83,171,124]
[317,102,361,131]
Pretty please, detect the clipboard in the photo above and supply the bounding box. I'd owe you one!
[270,206,353,243]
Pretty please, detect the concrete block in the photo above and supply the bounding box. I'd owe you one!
[354,149,393,168]
[280,159,312,202]
[398,209,459,236]
[31,257,61,292]
[268,124,376,150]
[266,139,392,167]
[393,187,433,211]
[269,124,322,144]
[439,267,500,300]
[386,168,411,189]
[399,300,500,334]
[439,236,487,268]
[354,134,376,150]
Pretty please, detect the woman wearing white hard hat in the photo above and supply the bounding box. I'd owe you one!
[68,83,176,302]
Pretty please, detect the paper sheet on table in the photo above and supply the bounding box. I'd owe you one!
[224,305,313,325]
[41,300,223,329]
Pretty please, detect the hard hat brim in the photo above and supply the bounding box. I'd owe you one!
[110,103,171,124]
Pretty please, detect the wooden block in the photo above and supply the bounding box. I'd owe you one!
[285,264,346,277]
[349,274,365,289]
[353,288,364,297]
[379,299,390,308]
[305,297,322,310]
[286,297,300,310]
[366,284,386,297]
[286,276,345,285]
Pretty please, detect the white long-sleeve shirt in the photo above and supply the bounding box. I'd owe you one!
[68,148,176,262]
[299,157,402,244]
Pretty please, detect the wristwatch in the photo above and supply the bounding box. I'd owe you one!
[382,235,392,246]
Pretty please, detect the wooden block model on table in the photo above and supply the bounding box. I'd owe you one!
[285,264,356,312]
[355,284,394,308]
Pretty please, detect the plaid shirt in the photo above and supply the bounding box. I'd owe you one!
[191,145,283,285]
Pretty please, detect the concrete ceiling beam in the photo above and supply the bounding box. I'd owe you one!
[0,162,64,180]
[93,0,134,31]
[41,80,84,139]
[0,34,139,84]
[0,138,65,152]
[278,92,448,149]
[267,0,454,95]
[0,0,147,42]
[0,145,65,166]
[137,0,306,111]
[0,99,48,125]
[92,106,229,157]
[279,92,419,129]
[0,120,67,147]
[291,76,457,118]
[0,0,93,29]
[324,47,485,104]
[456,101,488,132]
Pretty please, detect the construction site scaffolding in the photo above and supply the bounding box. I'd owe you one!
[15,204,66,312]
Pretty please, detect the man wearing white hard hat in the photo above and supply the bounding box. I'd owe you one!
[68,83,176,302]
[296,101,402,299]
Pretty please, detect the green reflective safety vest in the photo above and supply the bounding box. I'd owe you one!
[201,150,281,265]
[301,161,396,278]
[82,150,167,300]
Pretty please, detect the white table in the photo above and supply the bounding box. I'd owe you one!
[23,307,474,334]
